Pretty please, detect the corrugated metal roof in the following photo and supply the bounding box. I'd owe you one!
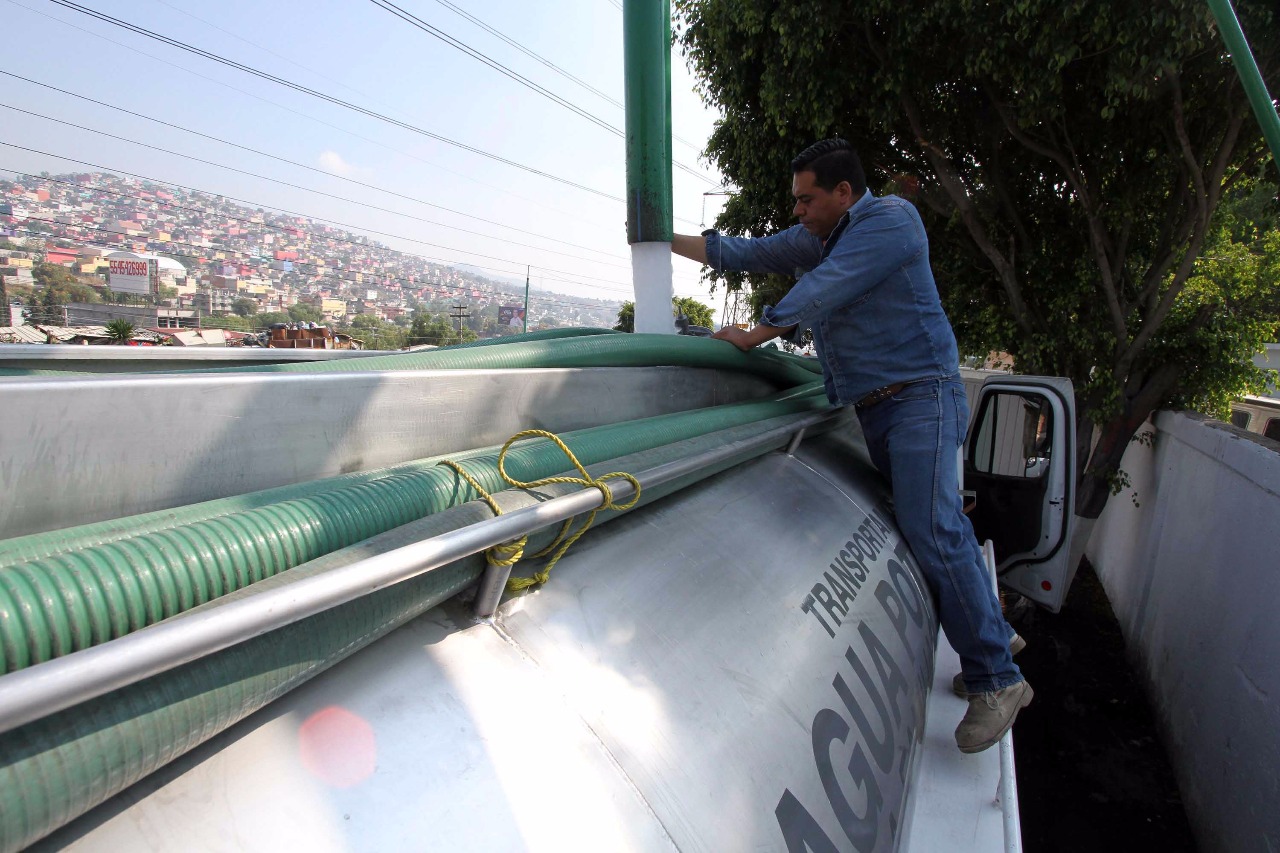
[0,325,48,344]
[0,325,167,344]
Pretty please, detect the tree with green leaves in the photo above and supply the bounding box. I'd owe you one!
[29,264,103,324]
[231,298,259,317]
[255,311,292,328]
[341,314,410,350]
[32,262,78,292]
[614,302,635,333]
[104,318,135,344]
[201,314,253,332]
[287,303,322,324]
[674,296,715,329]
[614,296,716,332]
[408,310,454,346]
[676,0,1279,519]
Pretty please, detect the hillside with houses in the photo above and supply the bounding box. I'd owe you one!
[0,172,623,346]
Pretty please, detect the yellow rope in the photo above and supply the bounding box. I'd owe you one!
[436,429,641,593]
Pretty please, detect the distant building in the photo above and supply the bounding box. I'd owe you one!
[62,302,199,330]
[192,288,236,315]
[0,250,34,268]
[45,248,79,266]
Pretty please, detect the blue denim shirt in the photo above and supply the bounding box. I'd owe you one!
[704,192,960,404]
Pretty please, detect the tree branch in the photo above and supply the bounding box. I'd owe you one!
[990,96,1128,344]
[859,22,1042,337]
[899,90,1040,338]
[1169,72,1209,231]
[985,138,1033,249]
[1122,109,1247,376]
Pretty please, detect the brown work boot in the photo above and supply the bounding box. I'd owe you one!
[955,680,1033,754]
[951,633,1027,697]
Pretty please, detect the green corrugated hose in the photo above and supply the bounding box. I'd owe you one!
[0,386,825,673]
[0,328,824,381]
[189,330,822,384]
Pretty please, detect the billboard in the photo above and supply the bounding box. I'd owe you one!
[498,305,526,329]
[108,256,158,295]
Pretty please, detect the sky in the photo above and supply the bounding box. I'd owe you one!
[0,0,733,320]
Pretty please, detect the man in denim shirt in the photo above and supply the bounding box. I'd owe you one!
[671,139,1031,753]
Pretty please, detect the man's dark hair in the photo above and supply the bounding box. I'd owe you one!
[791,139,866,195]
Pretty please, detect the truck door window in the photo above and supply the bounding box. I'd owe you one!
[971,393,1053,479]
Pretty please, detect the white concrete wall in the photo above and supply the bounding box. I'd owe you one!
[1087,410,1280,853]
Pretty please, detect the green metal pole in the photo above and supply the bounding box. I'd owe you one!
[523,265,529,333]
[623,0,673,244]
[664,10,673,217]
[1206,0,1280,176]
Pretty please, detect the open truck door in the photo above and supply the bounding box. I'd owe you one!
[964,376,1077,612]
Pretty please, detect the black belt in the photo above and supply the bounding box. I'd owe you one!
[856,378,929,409]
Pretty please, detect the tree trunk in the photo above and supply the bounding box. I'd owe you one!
[1077,418,1133,520]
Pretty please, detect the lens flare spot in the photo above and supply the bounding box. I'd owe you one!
[298,705,377,788]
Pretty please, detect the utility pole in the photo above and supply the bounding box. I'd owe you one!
[523,265,530,333]
[450,303,470,343]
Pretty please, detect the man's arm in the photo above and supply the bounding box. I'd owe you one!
[671,233,707,264]
[671,228,822,275]
[711,322,797,351]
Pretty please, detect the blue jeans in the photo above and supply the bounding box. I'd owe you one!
[856,376,1023,694]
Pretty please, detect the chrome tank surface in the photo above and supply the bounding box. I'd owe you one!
[43,430,942,852]
[0,366,773,538]
[0,343,388,372]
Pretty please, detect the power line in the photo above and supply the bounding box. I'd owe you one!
[367,0,715,180]
[150,0,391,110]
[7,0,711,222]
[0,72,627,262]
[45,0,714,189]
[47,0,625,201]
[429,0,621,109]
[499,0,695,153]
[368,0,621,138]
[2,0,624,230]
[0,106,633,270]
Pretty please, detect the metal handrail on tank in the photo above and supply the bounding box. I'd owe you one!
[0,409,840,736]
[984,539,1024,853]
